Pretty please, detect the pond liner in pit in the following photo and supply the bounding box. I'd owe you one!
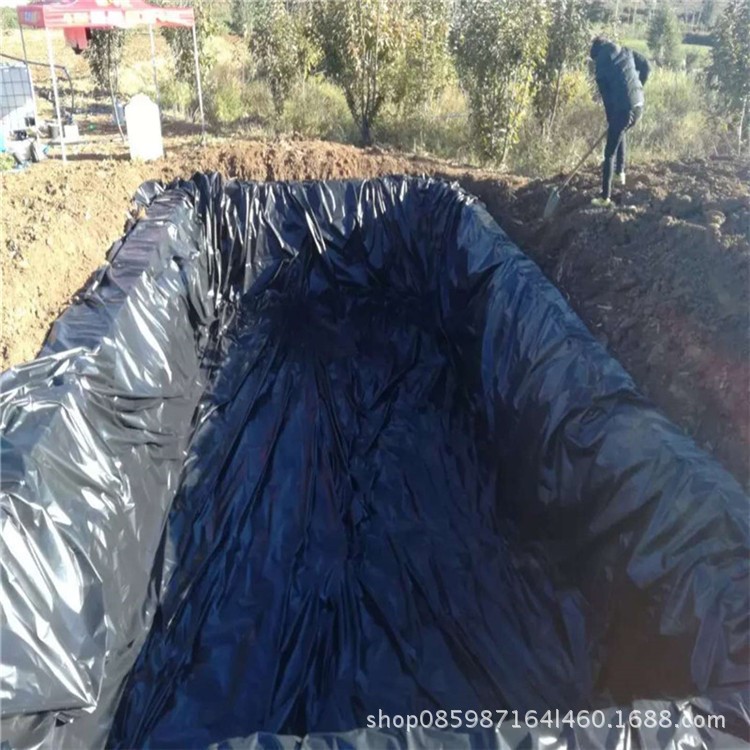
[1,174,747,749]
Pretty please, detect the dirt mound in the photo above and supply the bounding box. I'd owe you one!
[469,156,750,489]
[205,141,415,181]
[0,140,421,370]
[1,140,748,488]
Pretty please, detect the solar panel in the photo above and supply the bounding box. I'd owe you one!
[0,64,36,135]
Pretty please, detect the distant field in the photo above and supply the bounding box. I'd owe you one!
[621,37,713,63]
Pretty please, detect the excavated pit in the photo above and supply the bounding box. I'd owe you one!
[1,175,747,749]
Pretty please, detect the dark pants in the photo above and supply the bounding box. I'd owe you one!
[602,106,642,199]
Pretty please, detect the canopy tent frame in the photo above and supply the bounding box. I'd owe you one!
[17,24,39,122]
[16,0,205,163]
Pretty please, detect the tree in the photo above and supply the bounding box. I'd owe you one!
[394,0,452,116]
[315,0,408,145]
[160,0,218,96]
[84,29,126,95]
[0,7,18,31]
[84,29,127,137]
[586,0,615,25]
[647,1,682,67]
[248,0,320,115]
[230,0,252,37]
[700,0,717,27]
[709,0,750,154]
[536,0,591,136]
[451,0,549,166]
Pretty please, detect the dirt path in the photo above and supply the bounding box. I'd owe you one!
[2,139,748,487]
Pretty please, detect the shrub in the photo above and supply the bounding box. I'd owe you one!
[205,64,247,126]
[160,78,194,118]
[685,50,701,72]
[203,72,277,130]
[586,0,615,25]
[281,77,356,141]
[242,79,276,128]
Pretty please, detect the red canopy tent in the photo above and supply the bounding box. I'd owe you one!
[15,0,205,162]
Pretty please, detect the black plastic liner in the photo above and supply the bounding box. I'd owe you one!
[1,175,748,750]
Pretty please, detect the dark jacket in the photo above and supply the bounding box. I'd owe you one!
[591,40,650,122]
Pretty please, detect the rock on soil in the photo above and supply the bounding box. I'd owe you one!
[1,140,748,489]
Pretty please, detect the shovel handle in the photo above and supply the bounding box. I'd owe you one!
[560,130,608,191]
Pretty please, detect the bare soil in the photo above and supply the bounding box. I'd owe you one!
[475,157,750,490]
[1,138,748,489]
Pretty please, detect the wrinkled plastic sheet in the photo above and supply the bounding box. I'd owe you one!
[1,174,748,750]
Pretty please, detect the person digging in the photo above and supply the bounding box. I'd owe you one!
[590,36,650,207]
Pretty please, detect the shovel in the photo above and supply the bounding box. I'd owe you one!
[543,130,608,220]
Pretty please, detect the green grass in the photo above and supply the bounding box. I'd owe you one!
[282,77,357,142]
[621,37,712,64]
[377,85,473,162]
[627,67,720,161]
[621,36,650,56]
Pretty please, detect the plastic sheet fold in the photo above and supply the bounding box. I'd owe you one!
[1,174,747,749]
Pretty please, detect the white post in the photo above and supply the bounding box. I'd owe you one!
[19,23,39,127]
[148,24,160,107]
[45,27,66,163]
[191,23,205,142]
